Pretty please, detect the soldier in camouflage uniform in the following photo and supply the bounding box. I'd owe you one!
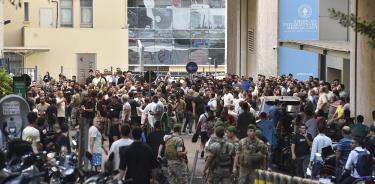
[226,126,240,182]
[204,126,235,184]
[233,124,268,184]
[159,124,188,184]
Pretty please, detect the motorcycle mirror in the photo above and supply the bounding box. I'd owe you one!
[47,152,56,159]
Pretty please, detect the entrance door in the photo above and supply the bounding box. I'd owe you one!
[77,54,96,84]
[40,8,53,28]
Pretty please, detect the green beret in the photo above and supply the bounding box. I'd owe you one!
[215,121,225,128]
[247,124,256,130]
[227,126,236,133]
[256,129,262,137]
[215,126,225,135]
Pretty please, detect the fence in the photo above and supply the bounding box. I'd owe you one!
[254,170,334,184]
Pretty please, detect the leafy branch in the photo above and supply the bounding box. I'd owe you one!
[329,8,375,48]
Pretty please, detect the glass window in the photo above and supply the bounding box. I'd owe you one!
[208,30,225,38]
[172,8,190,30]
[171,0,191,8]
[128,8,138,28]
[208,49,225,65]
[24,2,29,21]
[209,9,225,29]
[129,48,140,64]
[138,8,154,29]
[172,30,190,38]
[154,48,172,64]
[154,30,173,38]
[154,0,171,8]
[190,8,209,29]
[208,39,225,48]
[137,29,154,38]
[174,39,191,48]
[191,30,208,38]
[190,49,209,65]
[153,8,172,29]
[209,0,226,8]
[60,0,73,27]
[80,0,93,27]
[172,49,190,64]
[191,39,209,48]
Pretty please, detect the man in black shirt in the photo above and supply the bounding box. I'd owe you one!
[365,125,375,157]
[107,96,123,148]
[291,124,312,177]
[236,102,256,139]
[147,121,165,156]
[193,92,206,129]
[53,123,71,154]
[183,89,194,133]
[118,127,158,184]
[129,92,141,126]
[85,69,95,85]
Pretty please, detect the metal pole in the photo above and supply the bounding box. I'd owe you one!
[214,58,217,79]
[34,65,38,82]
[61,65,63,74]
[189,150,199,184]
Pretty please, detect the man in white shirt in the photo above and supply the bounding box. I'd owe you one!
[56,91,66,124]
[22,112,42,153]
[341,137,371,184]
[309,124,332,179]
[109,124,133,170]
[223,87,233,107]
[88,118,106,171]
[207,93,217,112]
[122,95,131,123]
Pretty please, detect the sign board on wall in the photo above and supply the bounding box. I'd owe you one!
[279,0,319,80]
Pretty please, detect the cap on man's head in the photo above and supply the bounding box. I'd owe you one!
[173,123,182,131]
[89,69,93,73]
[214,121,225,128]
[227,126,236,133]
[215,126,225,135]
[247,124,256,130]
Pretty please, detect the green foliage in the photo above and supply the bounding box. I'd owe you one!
[0,69,13,98]
[329,8,375,48]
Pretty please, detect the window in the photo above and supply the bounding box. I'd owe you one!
[80,0,93,27]
[24,2,29,21]
[60,0,73,27]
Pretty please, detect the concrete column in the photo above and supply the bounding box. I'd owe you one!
[240,0,248,77]
[350,0,375,124]
[0,0,4,58]
[226,0,240,75]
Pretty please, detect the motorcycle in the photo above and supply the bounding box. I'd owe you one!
[46,152,79,184]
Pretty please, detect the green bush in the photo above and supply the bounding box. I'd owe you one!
[0,69,13,98]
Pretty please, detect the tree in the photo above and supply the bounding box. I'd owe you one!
[329,8,375,48]
[0,69,12,98]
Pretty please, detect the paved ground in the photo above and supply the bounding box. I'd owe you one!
[70,128,205,179]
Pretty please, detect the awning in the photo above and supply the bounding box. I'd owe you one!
[3,46,50,56]
[279,40,350,59]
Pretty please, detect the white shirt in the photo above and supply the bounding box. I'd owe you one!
[143,103,153,126]
[109,138,134,170]
[310,133,332,161]
[22,126,40,153]
[56,97,66,117]
[223,93,234,107]
[207,98,217,112]
[122,102,131,121]
[345,147,370,178]
[233,98,243,114]
[88,126,102,154]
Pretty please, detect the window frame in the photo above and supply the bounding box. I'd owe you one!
[24,2,30,22]
[80,0,93,28]
[60,0,73,27]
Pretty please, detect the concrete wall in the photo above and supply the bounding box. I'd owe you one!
[319,0,350,41]
[4,0,128,78]
[0,0,3,57]
[256,0,278,77]
[350,0,375,124]
[24,28,128,78]
[226,0,278,78]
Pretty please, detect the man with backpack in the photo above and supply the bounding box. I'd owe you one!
[159,124,188,184]
[233,124,268,184]
[203,126,235,184]
[340,136,373,184]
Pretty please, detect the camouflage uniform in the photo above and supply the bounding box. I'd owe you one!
[236,137,268,184]
[206,138,235,184]
[164,135,188,184]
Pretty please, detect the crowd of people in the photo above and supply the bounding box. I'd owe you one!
[12,68,375,184]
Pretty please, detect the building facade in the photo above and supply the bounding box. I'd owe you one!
[4,0,128,83]
[127,0,226,73]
